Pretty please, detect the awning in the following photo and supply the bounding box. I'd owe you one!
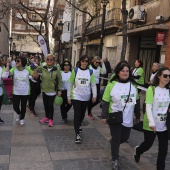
[116,24,170,36]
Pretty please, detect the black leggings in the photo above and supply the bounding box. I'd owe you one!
[72,100,89,134]
[13,94,29,120]
[42,92,56,120]
[136,130,168,170]
[87,83,100,115]
[60,90,72,119]
[0,95,3,110]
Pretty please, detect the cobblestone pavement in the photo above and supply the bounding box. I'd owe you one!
[0,93,169,170]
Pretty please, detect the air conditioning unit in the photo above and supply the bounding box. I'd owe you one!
[128,5,146,23]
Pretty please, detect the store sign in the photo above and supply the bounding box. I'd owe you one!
[156,32,165,45]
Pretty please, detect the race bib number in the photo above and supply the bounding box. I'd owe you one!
[121,96,136,106]
[77,78,90,87]
[156,113,167,122]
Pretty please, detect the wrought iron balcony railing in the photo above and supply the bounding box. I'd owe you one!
[74,8,121,38]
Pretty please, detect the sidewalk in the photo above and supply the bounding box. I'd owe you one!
[0,95,168,170]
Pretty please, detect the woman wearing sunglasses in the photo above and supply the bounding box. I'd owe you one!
[67,54,97,144]
[35,54,62,127]
[87,56,106,120]
[134,67,170,170]
[3,56,37,126]
[60,60,72,123]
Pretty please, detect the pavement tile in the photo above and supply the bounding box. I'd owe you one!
[43,128,110,152]
[12,125,42,135]
[50,152,70,160]
[0,155,9,164]
[9,161,53,170]
[68,150,90,159]
[0,163,9,170]
[11,134,46,147]
[10,146,51,163]
[0,131,12,155]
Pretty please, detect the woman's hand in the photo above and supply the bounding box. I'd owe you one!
[92,97,96,103]
[57,91,62,96]
[102,119,107,124]
[68,99,71,105]
[149,125,156,132]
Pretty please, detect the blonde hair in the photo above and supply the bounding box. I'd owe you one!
[91,56,101,63]
[45,54,55,60]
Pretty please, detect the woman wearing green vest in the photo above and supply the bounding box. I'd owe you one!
[132,59,144,123]
[134,67,170,170]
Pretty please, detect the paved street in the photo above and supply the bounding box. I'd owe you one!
[0,94,170,170]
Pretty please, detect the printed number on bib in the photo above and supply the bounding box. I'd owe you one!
[77,78,90,87]
[121,96,136,106]
[156,113,167,122]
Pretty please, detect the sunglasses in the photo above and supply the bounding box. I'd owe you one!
[46,58,53,61]
[64,64,70,66]
[81,60,88,63]
[162,74,170,78]
[16,59,21,63]
[96,62,100,64]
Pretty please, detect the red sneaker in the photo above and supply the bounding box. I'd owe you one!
[48,119,53,127]
[39,117,49,123]
[87,114,95,120]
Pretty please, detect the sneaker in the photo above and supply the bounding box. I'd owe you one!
[31,110,37,117]
[16,114,21,122]
[48,119,53,127]
[87,114,94,120]
[134,146,140,163]
[75,134,81,144]
[0,117,4,123]
[62,119,67,123]
[112,160,120,170]
[79,127,82,133]
[39,117,49,123]
[20,119,24,126]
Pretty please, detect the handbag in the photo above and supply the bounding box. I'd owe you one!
[107,82,131,125]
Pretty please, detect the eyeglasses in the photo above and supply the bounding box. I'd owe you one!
[64,64,70,66]
[81,60,88,63]
[162,74,170,78]
[16,60,21,63]
[46,58,53,61]
[95,62,100,64]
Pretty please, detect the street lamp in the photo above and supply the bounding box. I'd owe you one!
[99,0,109,59]
[57,21,64,63]
[9,36,13,56]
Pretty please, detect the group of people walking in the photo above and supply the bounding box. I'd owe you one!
[0,52,169,170]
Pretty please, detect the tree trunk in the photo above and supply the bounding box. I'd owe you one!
[44,0,51,53]
[120,0,128,61]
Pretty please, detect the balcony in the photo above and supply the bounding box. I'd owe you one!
[74,8,121,39]
[86,8,121,35]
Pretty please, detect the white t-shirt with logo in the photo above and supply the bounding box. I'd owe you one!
[103,81,137,127]
[69,68,96,101]
[10,68,33,95]
[145,86,170,131]
[61,71,71,90]
[89,65,101,84]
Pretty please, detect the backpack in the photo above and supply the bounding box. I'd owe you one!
[74,67,93,77]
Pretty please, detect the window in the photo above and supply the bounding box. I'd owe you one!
[17,35,26,40]
[15,24,27,30]
[16,13,26,19]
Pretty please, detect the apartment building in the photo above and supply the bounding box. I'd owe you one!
[117,0,170,81]
[11,0,54,56]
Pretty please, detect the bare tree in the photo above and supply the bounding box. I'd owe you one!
[120,0,128,61]
[0,0,58,53]
[65,0,100,56]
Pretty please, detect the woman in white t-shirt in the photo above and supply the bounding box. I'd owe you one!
[101,61,138,170]
[60,60,72,123]
[134,67,170,170]
[67,54,97,144]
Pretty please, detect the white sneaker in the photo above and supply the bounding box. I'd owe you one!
[16,114,21,122]
[20,119,24,126]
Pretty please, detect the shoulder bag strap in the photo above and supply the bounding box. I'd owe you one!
[122,82,131,112]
